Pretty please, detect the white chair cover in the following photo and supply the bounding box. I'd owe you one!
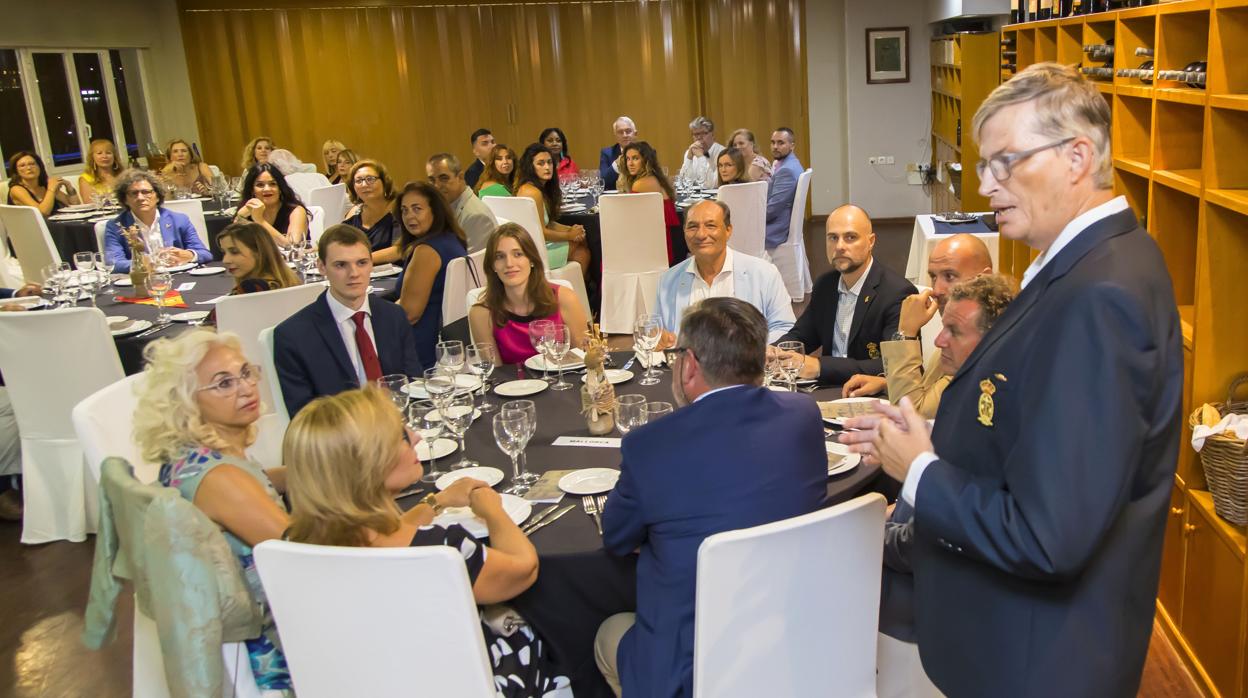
[254,540,497,698]
[549,262,591,324]
[94,220,109,260]
[465,278,573,345]
[72,373,154,484]
[161,199,208,243]
[285,172,331,206]
[208,164,222,179]
[693,493,885,698]
[0,204,62,283]
[215,283,325,413]
[0,307,123,543]
[307,184,347,229]
[598,193,667,334]
[0,214,27,287]
[306,205,326,246]
[257,326,287,425]
[768,168,814,301]
[717,181,768,259]
[480,196,551,270]
[133,606,262,698]
[440,249,486,330]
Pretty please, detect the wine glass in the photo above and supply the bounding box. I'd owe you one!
[501,399,539,486]
[440,390,477,470]
[148,272,173,323]
[615,394,647,435]
[94,252,115,292]
[300,238,318,277]
[467,343,498,411]
[528,319,556,383]
[73,252,95,302]
[435,340,466,375]
[548,324,573,391]
[634,313,663,386]
[422,367,457,412]
[642,401,674,423]
[42,264,65,308]
[776,340,806,392]
[376,374,409,410]
[493,412,528,495]
[407,400,445,483]
[80,269,102,307]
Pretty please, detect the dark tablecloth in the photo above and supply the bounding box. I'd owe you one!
[47,209,234,262]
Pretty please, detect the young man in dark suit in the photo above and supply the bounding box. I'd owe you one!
[463,128,493,190]
[273,225,422,417]
[777,204,916,385]
[845,63,1183,697]
[594,298,827,698]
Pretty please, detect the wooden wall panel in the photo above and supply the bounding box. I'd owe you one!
[179,0,807,185]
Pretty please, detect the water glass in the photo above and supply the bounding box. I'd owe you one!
[501,399,539,486]
[528,319,556,383]
[94,252,115,292]
[435,340,466,375]
[422,367,457,411]
[615,394,647,435]
[493,412,528,494]
[148,272,173,323]
[441,390,477,469]
[377,374,409,410]
[643,401,674,423]
[407,400,445,483]
[776,340,806,391]
[548,324,573,391]
[467,343,498,411]
[634,313,663,386]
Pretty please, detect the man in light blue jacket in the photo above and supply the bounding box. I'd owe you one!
[765,127,804,249]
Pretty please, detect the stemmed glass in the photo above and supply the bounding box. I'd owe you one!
[43,263,68,308]
[494,411,528,495]
[408,400,445,483]
[501,399,540,488]
[290,243,306,282]
[94,252,115,293]
[436,340,466,375]
[422,367,457,412]
[73,252,94,302]
[377,374,409,410]
[634,313,663,386]
[615,394,647,435]
[548,324,573,391]
[80,268,103,307]
[441,390,477,470]
[148,272,173,324]
[300,238,318,278]
[776,340,805,392]
[528,319,556,383]
[467,343,498,411]
[643,401,674,423]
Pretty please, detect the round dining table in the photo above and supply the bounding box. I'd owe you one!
[402,356,881,696]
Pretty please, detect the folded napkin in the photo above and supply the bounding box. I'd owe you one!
[633,350,665,369]
[113,292,189,309]
[1192,414,1248,452]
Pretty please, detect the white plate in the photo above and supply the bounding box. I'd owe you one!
[558,468,621,495]
[415,437,458,461]
[795,378,818,386]
[157,262,198,273]
[48,211,99,221]
[370,264,401,278]
[560,204,587,213]
[0,296,47,309]
[525,348,586,372]
[110,318,152,336]
[403,374,483,399]
[113,277,133,287]
[821,397,890,426]
[435,466,504,491]
[60,203,101,213]
[433,493,531,538]
[494,379,549,397]
[767,385,789,392]
[580,369,634,385]
[171,310,210,323]
[188,266,227,276]
[825,440,862,477]
[426,406,482,423]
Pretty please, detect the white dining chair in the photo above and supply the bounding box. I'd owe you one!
[307,183,347,229]
[285,172,331,205]
[717,180,769,259]
[481,196,551,269]
[72,373,155,484]
[768,168,815,301]
[441,249,487,331]
[306,204,326,247]
[0,307,123,543]
[162,198,209,244]
[254,540,498,698]
[598,192,668,334]
[464,278,574,345]
[0,204,62,284]
[93,219,109,260]
[0,214,28,287]
[693,493,886,698]
[257,325,290,426]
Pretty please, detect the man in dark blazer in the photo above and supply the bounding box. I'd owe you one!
[273,225,422,417]
[777,204,916,385]
[594,298,827,698]
[846,64,1182,697]
[598,116,636,191]
[463,128,493,190]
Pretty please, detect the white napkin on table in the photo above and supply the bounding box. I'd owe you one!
[1191,414,1248,452]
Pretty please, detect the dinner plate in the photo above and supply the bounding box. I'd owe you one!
[156,262,198,273]
[426,407,483,423]
[0,296,47,309]
[435,466,504,491]
[767,385,789,392]
[558,468,620,495]
[113,277,133,287]
[494,379,548,397]
[433,493,532,538]
[109,318,152,336]
[560,204,587,213]
[580,369,634,385]
[524,348,586,372]
[415,437,458,461]
[825,440,862,477]
[60,203,101,213]
[795,378,818,386]
[47,211,99,221]
[370,264,401,278]
[171,311,210,323]
[189,266,227,276]
[403,374,483,399]
[820,397,890,426]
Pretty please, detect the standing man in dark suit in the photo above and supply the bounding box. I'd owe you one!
[845,63,1183,697]
[463,128,494,190]
[598,116,636,191]
[273,225,422,417]
[594,298,827,698]
[777,204,916,385]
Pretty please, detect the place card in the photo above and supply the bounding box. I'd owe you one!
[552,436,621,448]
[176,282,196,291]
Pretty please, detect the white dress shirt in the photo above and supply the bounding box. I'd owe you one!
[901,195,1131,507]
[679,141,726,189]
[135,209,163,253]
[687,248,736,307]
[325,291,377,387]
[831,258,873,358]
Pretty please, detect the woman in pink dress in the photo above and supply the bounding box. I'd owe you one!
[468,223,589,365]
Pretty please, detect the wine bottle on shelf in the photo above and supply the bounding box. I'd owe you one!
[1080,66,1114,79]
[1012,0,1022,23]
[1002,63,1018,71]
[1002,36,1016,47]
[1002,50,1018,58]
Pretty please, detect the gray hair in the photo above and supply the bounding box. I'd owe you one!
[114,169,165,209]
[613,116,635,131]
[427,152,462,175]
[972,62,1112,189]
[678,298,767,387]
[689,116,715,133]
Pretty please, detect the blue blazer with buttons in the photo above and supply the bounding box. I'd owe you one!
[103,208,212,272]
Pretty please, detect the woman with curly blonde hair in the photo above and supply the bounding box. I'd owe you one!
[133,330,292,692]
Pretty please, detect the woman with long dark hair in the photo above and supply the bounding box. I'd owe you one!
[474,144,517,198]
[7,151,79,216]
[392,181,468,367]
[617,141,684,264]
[235,163,310,247]
[514,143,590,272]
[539,127,578,182]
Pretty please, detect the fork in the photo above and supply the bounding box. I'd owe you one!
[596,495,608,521]
[583,495,603,535]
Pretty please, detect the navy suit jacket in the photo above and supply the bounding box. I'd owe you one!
[599,144,622,191]
[765,154,803,247]
[603,385,827,698]
[103,208,212,273]
[272,291,423,417]
[905,208,1182,697]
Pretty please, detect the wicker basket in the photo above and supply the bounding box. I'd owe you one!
[1189,374,1248,526]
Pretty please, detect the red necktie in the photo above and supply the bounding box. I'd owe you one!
[351,311,383,383]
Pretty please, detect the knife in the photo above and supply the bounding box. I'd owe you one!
[521,503,562,531]
[133,321,171,339]
[523,504,575,536]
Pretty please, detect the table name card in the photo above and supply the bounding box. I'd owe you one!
[552,436,621,448]
[176,282,196,292]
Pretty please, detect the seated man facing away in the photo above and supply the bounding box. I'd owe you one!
[776,204,915,384]
[273,224,422,417]
[842,233,994,416]
[654,200,794,347]
[595,298,827,698]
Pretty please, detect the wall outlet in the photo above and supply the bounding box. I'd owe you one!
[868,156,879,165]
[883,155,895,165]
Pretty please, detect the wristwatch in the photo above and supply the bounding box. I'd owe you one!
[420,492,445,516]
[891,331,918,342]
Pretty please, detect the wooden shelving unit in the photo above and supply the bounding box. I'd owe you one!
[929,32,999,214]
[1004,3,1248,697]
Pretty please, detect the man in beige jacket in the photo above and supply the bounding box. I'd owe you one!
[841,233,993,417]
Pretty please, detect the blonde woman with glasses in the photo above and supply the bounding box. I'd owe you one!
[134,330,292,693]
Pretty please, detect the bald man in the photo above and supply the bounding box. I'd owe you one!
[842,233,994,416]
[776,205,916,384]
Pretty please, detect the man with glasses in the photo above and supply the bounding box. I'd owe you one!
[426,153,497,253]
[677,115,725,189]
[594,298,826,698]
[842,63,1183,697]
[102,169,212,273]
[599,116,637,191]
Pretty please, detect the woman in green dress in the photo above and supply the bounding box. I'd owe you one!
[473,144,517,198]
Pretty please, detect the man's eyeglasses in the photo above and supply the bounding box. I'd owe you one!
[196,364,262,397]
[975,137,1075,182]
[128,188,156,199]
[662,347,690,365]
[353,175,380,187]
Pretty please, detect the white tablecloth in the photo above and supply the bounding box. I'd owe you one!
[904,214,1000,284]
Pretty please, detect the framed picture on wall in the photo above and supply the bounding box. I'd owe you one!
[866,27,909,84]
